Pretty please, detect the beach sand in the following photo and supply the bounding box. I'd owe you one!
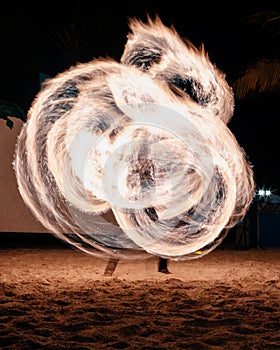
[0,233,280,349]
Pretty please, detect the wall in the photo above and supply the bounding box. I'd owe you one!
[0,118,47,233]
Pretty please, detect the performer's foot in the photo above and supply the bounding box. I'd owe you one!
[158,268,171,274]
[103,259,119,276]
[158,257,170,274]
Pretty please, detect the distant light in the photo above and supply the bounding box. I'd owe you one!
[256,188,272,199]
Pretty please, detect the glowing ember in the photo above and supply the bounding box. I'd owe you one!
[14,17,255,260]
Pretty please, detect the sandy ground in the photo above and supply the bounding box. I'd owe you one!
[0,234,280,350]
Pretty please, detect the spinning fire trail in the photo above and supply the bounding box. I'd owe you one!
[14,17,255,260]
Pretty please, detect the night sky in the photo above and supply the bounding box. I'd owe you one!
[1,0,279,193]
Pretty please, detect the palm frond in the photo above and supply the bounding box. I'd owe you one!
[0,100,26,129]
[248,11,280,39]
[50,18,90,51]
[232,59,280,99]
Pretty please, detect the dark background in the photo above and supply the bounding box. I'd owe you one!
[1,0,279,193]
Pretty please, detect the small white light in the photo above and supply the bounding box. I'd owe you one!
[258,189,265,196]
[265,190,271,196]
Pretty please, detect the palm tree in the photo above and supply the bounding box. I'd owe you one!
[45,3,107,71]
[232,10,280,99]
[0,100,26,129]
[48,16,91,69]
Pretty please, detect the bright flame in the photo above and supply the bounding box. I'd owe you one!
[13,16,255,261]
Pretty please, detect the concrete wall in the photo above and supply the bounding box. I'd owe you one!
[0,118,47,233]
